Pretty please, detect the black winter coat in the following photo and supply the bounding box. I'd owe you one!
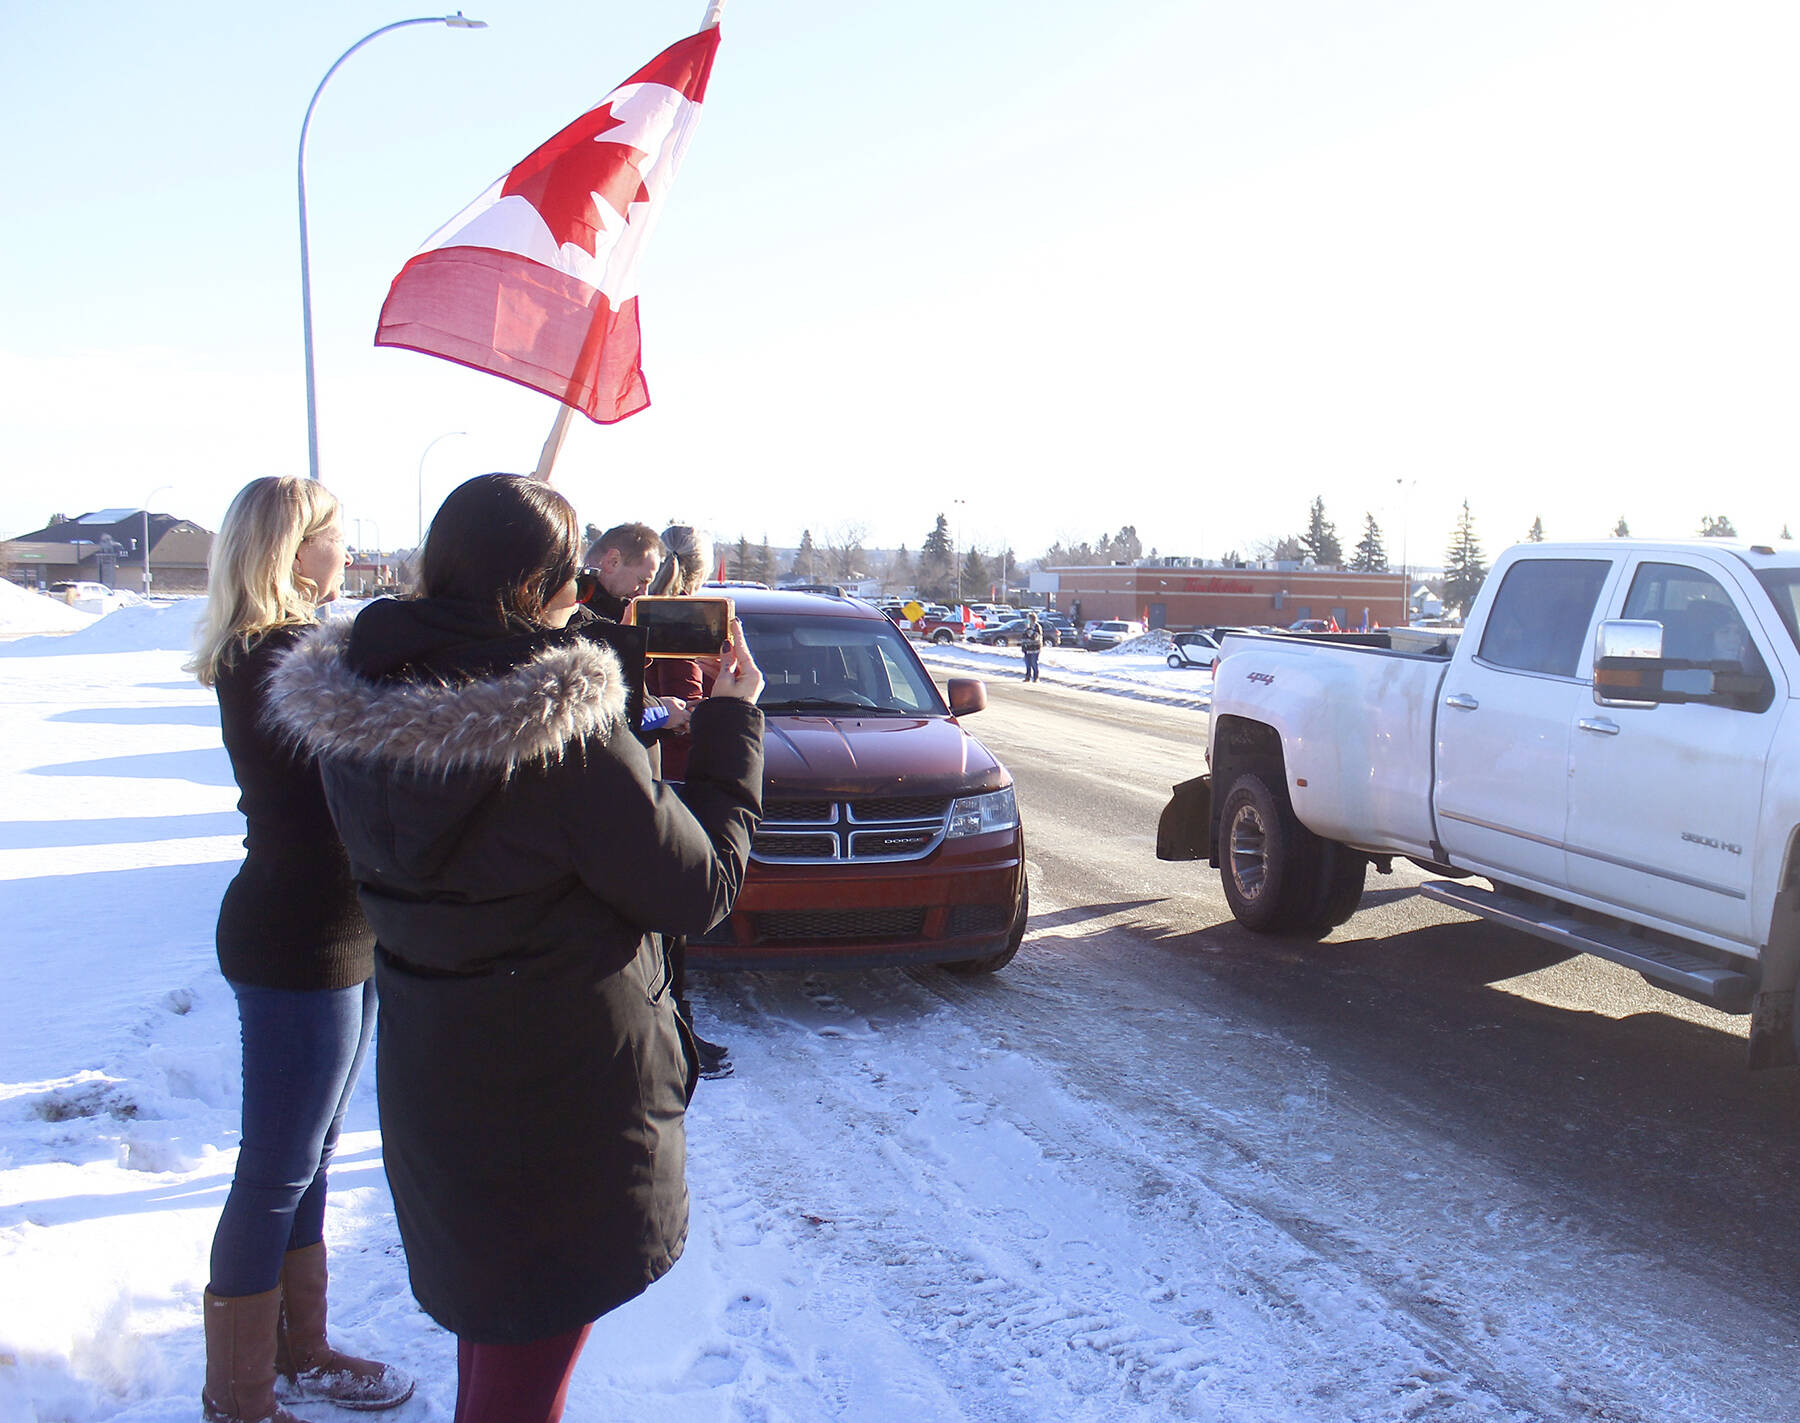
[263,597,763,1344]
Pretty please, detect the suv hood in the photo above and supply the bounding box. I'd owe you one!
[762,714,1006,799]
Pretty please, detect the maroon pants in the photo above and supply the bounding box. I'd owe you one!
[453,1324,593,1423]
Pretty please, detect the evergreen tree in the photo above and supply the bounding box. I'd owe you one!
[888,544,914,594]
[1526,516,1545,542]
[1613,517,1630,537]
[790,529,818,579]
[732,535,751,582]
[1111,525,1143,563]
[919,514,955,601]
[962,547,989,597]
[1300,497,1343,566]
[1442,501,1488,619]
[1349,513,1388,572]
[1699,514,1737,538]
[1783,525,1793,541]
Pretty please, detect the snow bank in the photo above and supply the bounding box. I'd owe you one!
[0,598,205,657]
[0,579,97,637]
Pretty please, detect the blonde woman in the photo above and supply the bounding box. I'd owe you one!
[189,478,413,1422]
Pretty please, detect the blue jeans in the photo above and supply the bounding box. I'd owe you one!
[209,979,376,1297]
[1023,648,1041,680]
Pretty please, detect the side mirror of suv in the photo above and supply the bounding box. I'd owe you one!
[946,678,987,716]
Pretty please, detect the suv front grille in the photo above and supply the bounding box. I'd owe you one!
[752,796,952,864]
[753,908,928,942]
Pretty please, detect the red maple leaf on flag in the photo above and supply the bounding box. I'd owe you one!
[501,102,650,258]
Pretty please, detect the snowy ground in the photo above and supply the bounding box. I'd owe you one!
[914,635,1213,712]
[0,600,1215,1421]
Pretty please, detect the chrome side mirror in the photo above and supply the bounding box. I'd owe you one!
[1592,619,1662,708]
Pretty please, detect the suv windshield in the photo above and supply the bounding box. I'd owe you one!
[742,611,948,715]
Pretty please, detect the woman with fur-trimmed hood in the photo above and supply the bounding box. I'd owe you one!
[264,474,764,1419]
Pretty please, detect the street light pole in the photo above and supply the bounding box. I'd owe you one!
[953,498,966,607]
[417,430,467,545]
[351,518,385,593]
[299,12,487,482]
[1395,477,1416,623]
[143,484,172,595]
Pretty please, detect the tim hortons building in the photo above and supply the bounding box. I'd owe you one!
[1038,562,1409,631]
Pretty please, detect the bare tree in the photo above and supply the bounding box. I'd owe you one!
[820,522,870,583]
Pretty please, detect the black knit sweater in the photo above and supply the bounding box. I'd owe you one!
[213,623,374,989]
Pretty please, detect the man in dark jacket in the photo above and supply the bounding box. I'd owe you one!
[580,522,664,622]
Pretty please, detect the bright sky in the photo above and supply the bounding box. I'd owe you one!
[5,1,1797,568]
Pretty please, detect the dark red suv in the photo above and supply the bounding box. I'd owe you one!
[687,589,1027,973]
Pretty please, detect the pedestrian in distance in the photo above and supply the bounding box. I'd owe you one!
[187,476,415,1423]
[644,522,734,1079]
[264,474,765,1423]
[1020,611,1048,682]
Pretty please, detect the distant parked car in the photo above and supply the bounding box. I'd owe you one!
[1165,630,1222,669]
[1037,613,1079,647]
[969,616,1029,646]
[48,581,112,600]
[1287,618,1333,634]
[1081,619,1146,651]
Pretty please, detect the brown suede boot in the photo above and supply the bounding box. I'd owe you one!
[274,1242,416,1411]
[202,1287,307,1423]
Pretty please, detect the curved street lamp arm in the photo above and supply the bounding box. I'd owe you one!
[298,15,487,482]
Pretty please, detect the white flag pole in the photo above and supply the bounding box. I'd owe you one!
[533,403,575,483]
[532,0,727,485]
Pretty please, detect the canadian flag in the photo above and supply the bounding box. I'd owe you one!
[374,27,720,423]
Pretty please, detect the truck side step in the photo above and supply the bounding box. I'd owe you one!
[1419,880,1756,1012]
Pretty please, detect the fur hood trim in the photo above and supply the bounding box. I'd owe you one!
[264,617,628,778]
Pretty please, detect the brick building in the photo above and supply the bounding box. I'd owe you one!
[1039,562,1408,631]
[3,509,213,594]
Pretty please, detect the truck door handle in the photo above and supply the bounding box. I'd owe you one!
[1444,694,1479,711]
[1578,717,1620,736]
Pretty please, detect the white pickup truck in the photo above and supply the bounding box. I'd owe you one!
[1156,540,1800,1068]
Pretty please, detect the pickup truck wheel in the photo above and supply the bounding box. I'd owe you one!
[1219,773,1322,933]
[1314,844,1368,931]
[943,879,1028,975]
[931,630,954,644]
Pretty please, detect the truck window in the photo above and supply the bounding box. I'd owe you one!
[1623,563,1766,679]
[1754,569,1800,653]
[1476,559,1610,677]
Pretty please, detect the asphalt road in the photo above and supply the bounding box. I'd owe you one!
[692,674,1800,1419]
[982,673,1800,1402]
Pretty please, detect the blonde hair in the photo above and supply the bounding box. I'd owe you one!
[187,477,342,686]
[647,524,713,597]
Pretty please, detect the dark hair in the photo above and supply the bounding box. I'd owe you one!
[420,474,581,622]
[585,521,663,566]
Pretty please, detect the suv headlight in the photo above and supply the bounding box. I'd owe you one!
[946,786,1018,838]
